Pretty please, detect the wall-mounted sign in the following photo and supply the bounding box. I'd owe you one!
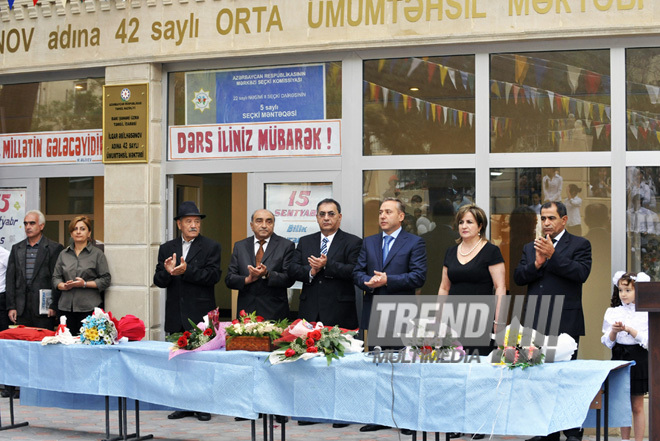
[169,119,341,160]
[0,188,26,251]
[0,130,102,166]
[186,64,326,125]
[103,84,149,163]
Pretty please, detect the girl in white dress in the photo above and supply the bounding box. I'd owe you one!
[601,271,649,441]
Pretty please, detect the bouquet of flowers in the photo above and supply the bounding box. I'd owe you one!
[269,319,363,365]
[224,310,288,341]
[490,319,578,369]
[167,308,229,359]
[80,308,119,345]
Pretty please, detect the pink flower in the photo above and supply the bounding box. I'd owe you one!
[285,348,296,357]
[306,346,318,353]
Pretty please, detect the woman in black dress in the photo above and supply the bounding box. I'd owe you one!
[438,203,506,347]
[438,204,505,440]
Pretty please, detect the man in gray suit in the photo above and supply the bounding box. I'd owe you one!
[7,210,64,330]
[226,209,295,321]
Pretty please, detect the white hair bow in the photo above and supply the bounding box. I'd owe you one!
[612,271,651,286]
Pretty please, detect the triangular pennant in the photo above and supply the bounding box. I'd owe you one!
[378,59,386,72]
[468,113,474,128]
[569,98,577,117]
[8,0,14,8]
[407,58,422,77]
[402,95,409,113]
[513,85,520,105]
[415,98,422,113]
[443,106,448,124]
[369,83,377,101]
[448,69,457,89]
[468,75,475,94]
[425,102,430,120]
[523,85,531,104]
[598,104,605,122]
[585,71,601,94]
[595,124,604,138]
[458,111,464,128]
[515,55,529,84]
[605,106,611,121]
[440,66,448,86]
[567,65,582,94]
[585,119,592,129]
[431,104,437,122]
[640,127,648,140]
[555,94,563,113]
[606,124,611,138]
[646,84,660,105]
[452,109,458,126]
[427,63,437,84]
[460,71,469,91]
[491,80,501,97]
[393,91,401,110]
[505,82,513,104]
[534,59,547,86]
[547,91,554,112]
[562,96,570,115]
[382,87,389,107]
[656,131,660,145]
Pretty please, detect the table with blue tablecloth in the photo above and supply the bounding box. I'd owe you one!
[0,340,631,436]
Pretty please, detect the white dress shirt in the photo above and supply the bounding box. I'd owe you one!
[601,303,648,350]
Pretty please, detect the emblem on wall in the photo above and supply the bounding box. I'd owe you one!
[192,89,212,113]
[120,88,131,101]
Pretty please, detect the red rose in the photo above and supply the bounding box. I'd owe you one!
[306,338,315,347]
[177,336,188,348]
[285,348,296,357]
[232,319,239,325]
[203,328,213,337]
[244,317,251,323]
[183,331,191,338]
[310,330,322,340]
[306,346,318,353]
[256,316,264,322]
[239,310,247,317]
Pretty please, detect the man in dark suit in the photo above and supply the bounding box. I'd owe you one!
[7,210,63,330]
[514,201,592,441]
[225,209,295,321]
[154,201,221,422]
[353,197,427,435]
[290,198,362,329]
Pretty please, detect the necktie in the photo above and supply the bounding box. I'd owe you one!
[256,239,265,266]
[382,235,393,266]
[320,237,329,256]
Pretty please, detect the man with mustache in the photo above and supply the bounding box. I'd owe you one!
[226,209,295,321]
[154,201,221,422]
[514,201,592,441]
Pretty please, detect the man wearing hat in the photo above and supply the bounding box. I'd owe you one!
[154,201,221,422]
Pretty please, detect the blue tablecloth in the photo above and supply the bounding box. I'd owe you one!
[0,340,631,436]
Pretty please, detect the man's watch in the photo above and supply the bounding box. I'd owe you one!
[261,271,269,280]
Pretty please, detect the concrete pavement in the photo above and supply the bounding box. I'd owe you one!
[0,395,635,441]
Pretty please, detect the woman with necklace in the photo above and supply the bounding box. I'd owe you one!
[438,204,505,440]
[52,216,111,335]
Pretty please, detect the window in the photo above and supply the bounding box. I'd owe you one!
[364,56,475,155]
[490,50,610,153]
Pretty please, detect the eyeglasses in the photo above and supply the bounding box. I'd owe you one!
[317,211,337,218]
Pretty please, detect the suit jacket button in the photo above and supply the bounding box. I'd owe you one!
[319,281,323,285]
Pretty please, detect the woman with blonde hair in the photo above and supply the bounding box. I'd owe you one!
[52,216,111,334]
